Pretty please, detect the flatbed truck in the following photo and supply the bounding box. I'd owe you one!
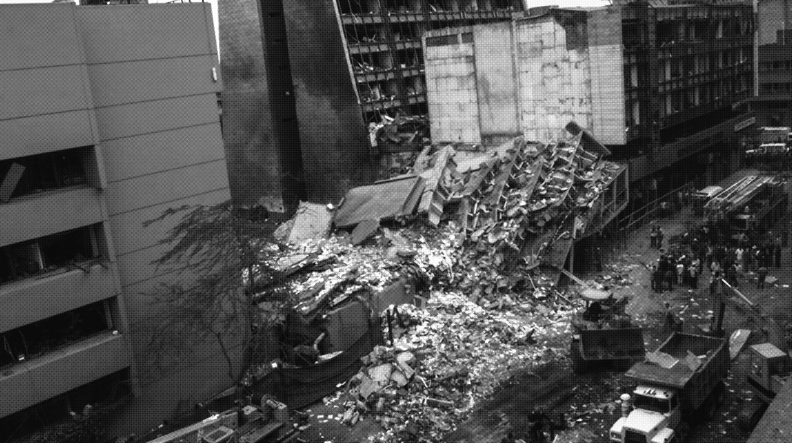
[609,332,729,443]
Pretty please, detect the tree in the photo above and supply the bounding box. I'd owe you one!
[141,201,285,384]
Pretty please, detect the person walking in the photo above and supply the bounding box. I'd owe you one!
[757,266,768,289]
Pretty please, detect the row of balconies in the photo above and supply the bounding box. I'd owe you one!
[341,9,511,25]
[361,92,427,112]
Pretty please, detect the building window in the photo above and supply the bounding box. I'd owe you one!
[0,225,104,285]
[0,300,112,368]
[0,147,92,202]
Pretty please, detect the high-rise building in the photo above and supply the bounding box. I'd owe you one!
[0,3,232,438]
[220,0,524,207]
[424,2,756,197]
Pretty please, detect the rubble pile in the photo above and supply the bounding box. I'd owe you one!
[252,127,628,441]
[332,291,574,442]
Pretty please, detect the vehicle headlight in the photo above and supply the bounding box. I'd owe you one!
[610,431,621,441]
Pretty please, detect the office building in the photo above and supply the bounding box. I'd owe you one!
[424,1,756,198]
[754,0,792,127]
[220,0,524,207]
[0,3,232,438]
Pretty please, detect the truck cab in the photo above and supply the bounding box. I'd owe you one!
[610,385,679,443]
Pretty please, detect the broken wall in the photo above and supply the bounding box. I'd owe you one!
[423,9,627,145]
[473,21,522,146]
[515,13,595,143]
[424,27,483,144]
[586,8,627,145]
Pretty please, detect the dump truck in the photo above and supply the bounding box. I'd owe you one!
[609,332,729,443]
[569,288,644,373]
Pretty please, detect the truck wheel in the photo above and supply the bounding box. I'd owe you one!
[570,342,586,374]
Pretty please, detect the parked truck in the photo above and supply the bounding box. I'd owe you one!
[609,332,730,443]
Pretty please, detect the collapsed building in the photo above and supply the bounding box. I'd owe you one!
[157,124,628,442]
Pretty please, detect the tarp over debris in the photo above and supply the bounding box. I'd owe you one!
[334,175,425,228]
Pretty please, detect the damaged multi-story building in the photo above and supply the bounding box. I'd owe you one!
[219,0,525,208]
[0,3,233,439]
[423,0,757,210]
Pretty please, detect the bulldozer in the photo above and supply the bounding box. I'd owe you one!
[569,287,645,373]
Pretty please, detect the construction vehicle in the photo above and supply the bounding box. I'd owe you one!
[562,271,645,374]
[703,173,787,235]
[569,288,644,373]
[696,278,792,431]
[745,364,792,443]
[608,332,729,443]
[737,342,792,430]
[702,279,792,431]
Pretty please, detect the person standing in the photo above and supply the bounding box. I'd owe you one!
[757,266,768,289]
[651,265,661,293]
[774,236,782,268]
[710,259,721,276]
[688,265,697,289]
[676,261,685,286]
[665,268,675,292]
[650,225,658,249]
[657,227,664,250]
[709,271,720,298]
[735,246,744,271]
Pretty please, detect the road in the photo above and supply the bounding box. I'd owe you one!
[448,209,792,443]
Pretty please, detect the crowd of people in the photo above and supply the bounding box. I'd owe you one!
[649,221,788,293]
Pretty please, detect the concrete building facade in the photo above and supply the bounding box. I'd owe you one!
[424,3,756,197]
[0,3,234,438]
[219,0,525,207]
[754,0,792,127]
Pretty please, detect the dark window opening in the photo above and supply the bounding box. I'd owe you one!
[426,34,459,47]
[0,225,103,285]
[0,369,130,443]
[0,147,90,202]
[0,300,111,368]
